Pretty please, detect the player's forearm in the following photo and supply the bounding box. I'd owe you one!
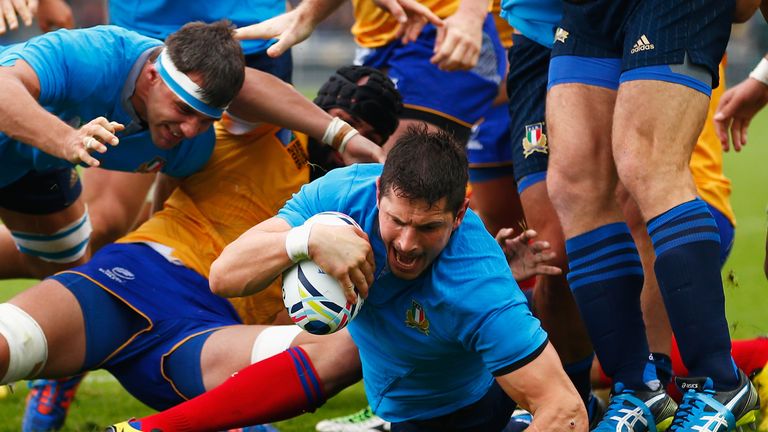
[229,68,333,140]
[295,0,348,27]
[0,76,76,158]
[497,343,588,431]
[210,224,294,298]
[453,0,488,25]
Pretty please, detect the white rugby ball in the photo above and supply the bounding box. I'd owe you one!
[282,212,364,335]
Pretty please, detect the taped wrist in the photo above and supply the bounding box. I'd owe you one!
[285,222,313,262]
[321,117,359,154]
[749,58,768,86]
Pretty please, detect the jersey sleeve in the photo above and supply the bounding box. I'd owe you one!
[277,165,359,227]
[437,218,550,375]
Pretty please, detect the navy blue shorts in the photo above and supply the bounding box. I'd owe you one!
[0,168,81,214]
[551,0,734,91]
[357,15,506,140]
[390,381,516,432]
[507,34,550,193]
[245,50,293,84]
[50,243,242,410]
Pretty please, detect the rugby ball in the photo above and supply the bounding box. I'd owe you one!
[282,212,365,335]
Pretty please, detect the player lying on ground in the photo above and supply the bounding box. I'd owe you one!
[113,127,586,432]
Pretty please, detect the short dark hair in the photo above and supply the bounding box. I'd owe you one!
[379,125,468,215]
[314,66,402,142]
[165,20,245,110]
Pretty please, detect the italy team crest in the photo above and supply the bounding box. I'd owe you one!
[522,123,548,158]
[405,300,430,335]
[136,156,166,173]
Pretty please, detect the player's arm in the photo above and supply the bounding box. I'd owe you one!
[431,0,488,71]
[210,217,375,301]
[235,0,347,58]
[496,343,588,432]
[228,68,384,164]
[713,53,768,152]
[0,59,123,166]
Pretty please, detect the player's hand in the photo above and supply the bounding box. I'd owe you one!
[496,228,562,281]
[65,117,124,167]
[340,134,386,165]
[431,10,484,71]
[714,77,768,152]
[235,9,316,59]
[308,223,376,302]
[36,0,72,33]
[0,0,37,34]
[373,0,444,44]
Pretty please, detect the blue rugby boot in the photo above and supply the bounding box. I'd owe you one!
[22,374,85,432]
[670,370,759,432]
[592,383,677,432]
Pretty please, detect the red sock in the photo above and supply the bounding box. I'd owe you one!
[731,337,768,375]
[138,347,324,431]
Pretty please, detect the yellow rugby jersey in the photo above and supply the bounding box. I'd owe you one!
[119,122,309,324]
[690,61,735,226]
[352,0,493,48]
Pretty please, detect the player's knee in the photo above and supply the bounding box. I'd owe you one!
[11,210,92,270]
[302,330,361,393]
[0,303,48,385]
[251,325,303,364]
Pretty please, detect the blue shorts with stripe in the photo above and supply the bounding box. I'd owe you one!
[466,102,513,182]
[49,243,242,410]
[550,0,734,92]
[356,15,506,133]
[507,34,550,193]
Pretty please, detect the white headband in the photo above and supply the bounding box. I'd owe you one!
[155,49,224,118]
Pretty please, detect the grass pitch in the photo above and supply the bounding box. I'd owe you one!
[0,109,766,431]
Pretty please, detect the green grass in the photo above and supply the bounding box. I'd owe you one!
[1,109,767,430]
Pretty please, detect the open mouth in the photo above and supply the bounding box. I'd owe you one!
[392,248,420,272]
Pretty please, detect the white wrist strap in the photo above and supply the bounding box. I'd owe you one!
[285,223,313,262]
[321,117,359,154]
[749,58,768,86]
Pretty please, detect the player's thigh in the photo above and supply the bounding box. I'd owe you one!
[4,279,86,377]
[613,81,709,219]
[0,168,92,274]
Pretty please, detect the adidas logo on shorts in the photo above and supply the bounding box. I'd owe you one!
[631,35,655,54]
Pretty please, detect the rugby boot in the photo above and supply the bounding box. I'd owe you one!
[669,370,759,432]
[315,406,391,432]
[592,382,677,431]
[22,374,85,432]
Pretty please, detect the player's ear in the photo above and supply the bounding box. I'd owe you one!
[452,198,470,231]
[375,177,381,202]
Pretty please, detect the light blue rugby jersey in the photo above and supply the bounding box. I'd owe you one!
[278,164,548,422]
[500,0,562,47]
[0,26,214,188]
[109,0,285,55]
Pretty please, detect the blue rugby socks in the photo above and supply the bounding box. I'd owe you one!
[566,222,657,390]
[648,198,738,390]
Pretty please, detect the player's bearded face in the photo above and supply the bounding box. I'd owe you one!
[378,191,460,280]
[146,79,215,149]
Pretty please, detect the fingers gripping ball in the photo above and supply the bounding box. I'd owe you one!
[282,212,365,335]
